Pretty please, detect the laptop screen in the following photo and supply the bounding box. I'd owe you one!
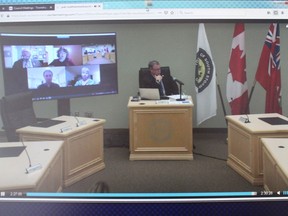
[139,88,160,100]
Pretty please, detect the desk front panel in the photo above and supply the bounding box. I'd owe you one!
[36,147,63,192]
[17,116,105,187]
[262,138,288,191]
[227,114,288,186]
[129,105,193,160]
[64,126,104,186]
[228,123,252,175]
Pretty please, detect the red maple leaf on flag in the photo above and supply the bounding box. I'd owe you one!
[226,23,249,115]
[229,45,246,83]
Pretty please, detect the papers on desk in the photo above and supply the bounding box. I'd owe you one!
[169,100,192,104]
[153,94,190,104]
[155,100,192,105]
[168,94,189,100]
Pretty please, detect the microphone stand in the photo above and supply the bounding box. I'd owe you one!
[176,83,185,101]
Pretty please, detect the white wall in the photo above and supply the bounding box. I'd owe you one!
[1,22,287,129]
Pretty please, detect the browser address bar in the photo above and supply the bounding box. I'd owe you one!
[55,3,103,11]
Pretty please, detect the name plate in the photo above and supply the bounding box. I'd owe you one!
[239,116,250,123]
[60,126,73,133]
[76,120,87,127]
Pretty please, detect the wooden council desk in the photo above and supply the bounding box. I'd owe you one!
[261,138,288,191]
[16,115,106,187]
[128,96,193,160]
[0,141,63,192]
[226,113,288,186]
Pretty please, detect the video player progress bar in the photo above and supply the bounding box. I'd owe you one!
[26,192,258,198]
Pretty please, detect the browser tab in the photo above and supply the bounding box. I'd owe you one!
[0,4,54,12]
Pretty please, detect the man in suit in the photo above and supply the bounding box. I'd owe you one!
[12,49,42,69]
[140,60,179,96]
[9,49,42,94]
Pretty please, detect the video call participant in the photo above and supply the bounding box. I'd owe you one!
[74,67,96,86]
[49,47,75,66]
[8,49,42,94]
[12,49,42,69]
[37,69,60,89]
[141,60,179,96]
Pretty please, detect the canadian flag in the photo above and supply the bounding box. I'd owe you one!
[226,23,249,115]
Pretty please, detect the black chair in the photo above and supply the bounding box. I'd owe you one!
[139,66,179,95]
[0,91,38,142]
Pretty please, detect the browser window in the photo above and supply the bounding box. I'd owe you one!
[0,1,288,23]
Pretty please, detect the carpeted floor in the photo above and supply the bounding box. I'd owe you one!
[64,132,263,193]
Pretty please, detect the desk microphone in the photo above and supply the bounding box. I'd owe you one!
[74,115,80,127]
[21,138,42,174]
[173,77,185,101]
[74,115,86,127]
[20,138,32,168]
[245,114,250,123]
[173,77,184,85]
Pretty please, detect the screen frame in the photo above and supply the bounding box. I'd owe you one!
[0,32,118,102]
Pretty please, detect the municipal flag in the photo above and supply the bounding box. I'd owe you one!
[195,23,217,125]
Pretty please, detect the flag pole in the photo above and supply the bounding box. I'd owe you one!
[246,79,256,114]
[217,82,228,126]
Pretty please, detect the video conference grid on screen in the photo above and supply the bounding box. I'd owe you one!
[0,33,118,101]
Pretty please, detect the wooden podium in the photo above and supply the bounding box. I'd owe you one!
[128,96,193,160]
[226,113,288,185]
[17,115,106,187]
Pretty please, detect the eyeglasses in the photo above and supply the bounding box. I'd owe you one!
[151,68,161,71]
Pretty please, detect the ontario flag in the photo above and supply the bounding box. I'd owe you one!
[255,23,282,114]
[226,23,249,115]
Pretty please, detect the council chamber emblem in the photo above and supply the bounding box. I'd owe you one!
[195,48,214,93]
